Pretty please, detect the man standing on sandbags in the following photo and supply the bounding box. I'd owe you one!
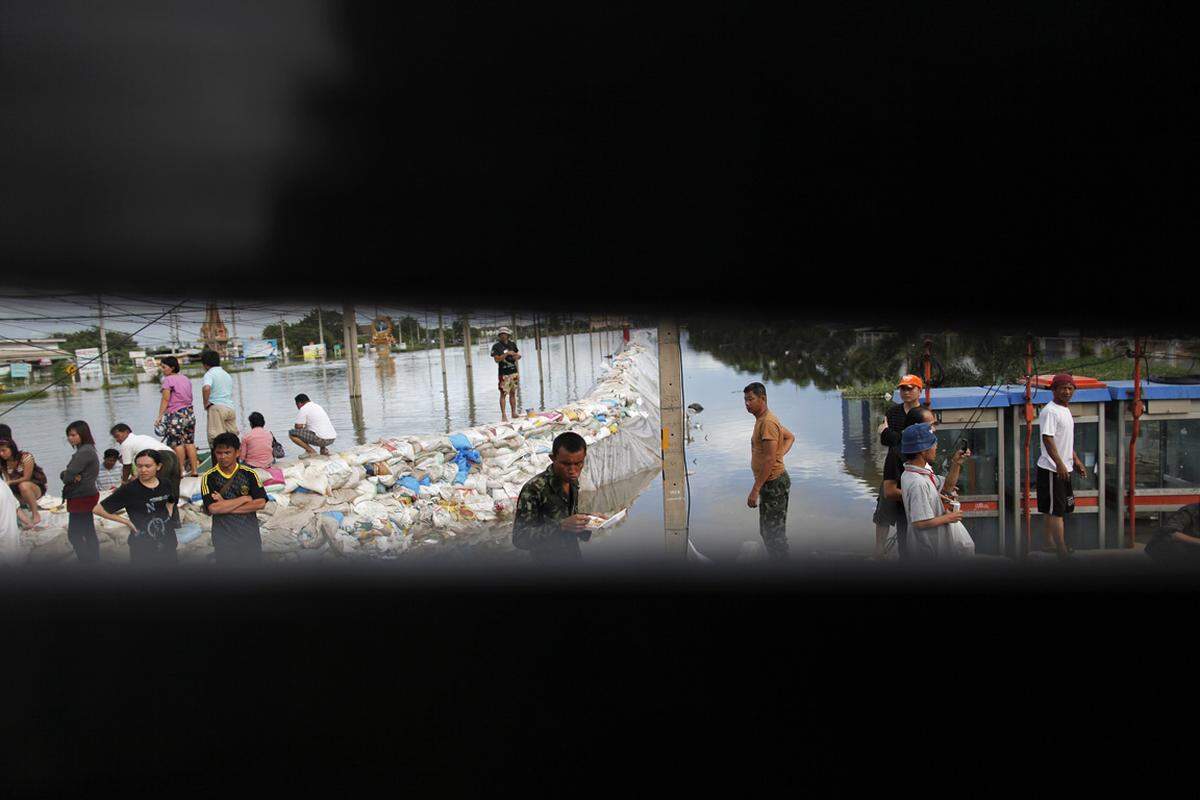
[491,326,521,422]
[512,432,594,562]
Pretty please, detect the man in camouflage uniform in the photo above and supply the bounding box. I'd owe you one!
[512,432,594,562]
[744,382,796,560]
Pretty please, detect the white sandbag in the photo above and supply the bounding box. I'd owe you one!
[377,473,397,488]
[283,478,300,493]
[389,506,418,529]
[323,459,354,491]
[351,447,391,465]
[37,494,63,511]
[493,448,530,470]
[297,464,330,495]
[462,429,488,447]
[388,441,416,461]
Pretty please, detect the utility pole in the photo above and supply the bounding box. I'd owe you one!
[438,310,449,400]
[658,319,688,557]
[343,303,361,399]
[534,312,545,410]
[512,310,522,409]
[317,307,325,355]
[96,294,111,385]
[462,313,474,388]
[279,317,289,364]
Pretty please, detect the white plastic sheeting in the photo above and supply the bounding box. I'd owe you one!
[16,341,662,564]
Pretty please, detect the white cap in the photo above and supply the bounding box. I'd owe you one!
[498,326,512,335]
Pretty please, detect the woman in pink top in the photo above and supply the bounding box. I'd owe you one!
[239,412,276,469]
[155,356,200,477]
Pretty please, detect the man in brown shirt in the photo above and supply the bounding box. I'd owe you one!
[744,382,796,560]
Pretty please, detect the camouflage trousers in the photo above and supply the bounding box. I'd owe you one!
[759,472,791,560]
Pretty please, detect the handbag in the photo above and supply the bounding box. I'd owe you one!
[153,413,169,438]
[271,435,286,460]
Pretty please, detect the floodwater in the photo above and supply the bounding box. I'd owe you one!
[4,328,893,563]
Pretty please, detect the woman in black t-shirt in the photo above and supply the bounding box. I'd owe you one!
[94,449,179,564]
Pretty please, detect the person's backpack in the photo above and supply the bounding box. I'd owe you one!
[271,435,286,461]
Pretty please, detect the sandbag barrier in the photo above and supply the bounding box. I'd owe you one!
[15,343,660,565]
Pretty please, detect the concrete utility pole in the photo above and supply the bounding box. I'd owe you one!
[563,320,571,401]
[279,317,289,364]
[658,319,688,557]
[534,313,545,410]
[462,313,474,388]
[317,307,325,354]
[512,310,522,409]
[96,294,111,385]
[438,311,449,394]
[343,303,361,399]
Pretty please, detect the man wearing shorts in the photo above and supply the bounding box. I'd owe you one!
[288,393,338,458]
[491,326,521,422]
[1037,373,1086,559]
[872,374,925,559]
[201,350,238,447]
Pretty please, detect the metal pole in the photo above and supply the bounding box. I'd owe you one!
[658,319,688,557]
[343,303,361,399]
[1022,336,1034,560]
[1128,336,1144,547]
[96,294,111,385]
[589,324,595,382]
[923,338,933,407]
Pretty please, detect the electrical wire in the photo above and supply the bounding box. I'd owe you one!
[0,300,189,419]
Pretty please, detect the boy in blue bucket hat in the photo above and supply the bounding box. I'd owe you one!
[899,422,970,560]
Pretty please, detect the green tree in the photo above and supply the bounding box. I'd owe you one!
[262,308,345,358]
[51,327,141,367]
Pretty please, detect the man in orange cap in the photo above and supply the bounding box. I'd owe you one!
[872,374,925,559]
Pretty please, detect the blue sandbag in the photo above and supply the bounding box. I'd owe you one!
[449,433,472,451]
[175,523,203,545]
[397,476,422,494]
[294,486,313,494]
[322,511,344,524]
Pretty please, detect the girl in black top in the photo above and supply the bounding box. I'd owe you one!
[94,449,179,565]
[61,420,101,562]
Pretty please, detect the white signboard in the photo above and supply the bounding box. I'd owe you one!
[74,348,103,378]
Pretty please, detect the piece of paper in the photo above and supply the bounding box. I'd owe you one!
[586,508,627,529]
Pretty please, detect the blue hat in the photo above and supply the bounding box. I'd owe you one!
[901,422,937,455]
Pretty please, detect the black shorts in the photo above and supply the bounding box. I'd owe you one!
[872,491,903,526]
[1037,467,1075,517]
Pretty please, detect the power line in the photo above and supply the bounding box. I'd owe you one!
[0,300,189,419]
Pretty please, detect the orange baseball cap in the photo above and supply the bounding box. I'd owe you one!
[897,375,924,390]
